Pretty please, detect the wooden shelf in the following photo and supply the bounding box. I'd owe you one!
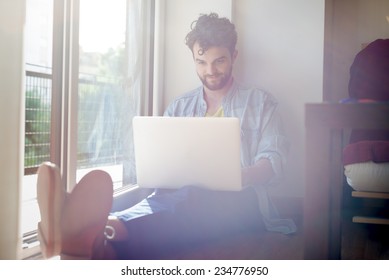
[352,216,389,225]
[352,191,389,199]
[304,103,389,259]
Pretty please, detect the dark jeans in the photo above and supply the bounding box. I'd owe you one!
[111,186,263,259]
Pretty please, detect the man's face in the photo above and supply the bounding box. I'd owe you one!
[192,42,237,91]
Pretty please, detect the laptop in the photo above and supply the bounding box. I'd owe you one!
[132,116,242,191]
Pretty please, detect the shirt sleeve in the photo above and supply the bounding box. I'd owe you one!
[249,96,289,187]
[260,115,288,181]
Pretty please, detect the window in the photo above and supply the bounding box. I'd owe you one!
[22,0,154,257]
[23,0,54,254]
[77,0,132,189]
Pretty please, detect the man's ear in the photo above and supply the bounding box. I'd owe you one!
[232,50,238,63]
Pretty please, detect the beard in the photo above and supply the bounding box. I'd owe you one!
[198,67,232,91]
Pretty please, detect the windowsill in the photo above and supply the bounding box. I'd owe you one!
[112,184,153,212]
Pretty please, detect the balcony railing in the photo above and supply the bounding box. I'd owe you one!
[25,70,124,175]
[25,71,52,175]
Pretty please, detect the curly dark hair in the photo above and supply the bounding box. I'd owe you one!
[185,13,237,56]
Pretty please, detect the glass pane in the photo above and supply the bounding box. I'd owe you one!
[78,0,135,190]
[22,0,53,237]
[24,0,53,173]
[25,0,53,75]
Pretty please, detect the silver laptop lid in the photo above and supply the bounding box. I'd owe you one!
[132,116,242,191]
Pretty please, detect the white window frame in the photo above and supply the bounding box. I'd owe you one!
[21,0,155,259]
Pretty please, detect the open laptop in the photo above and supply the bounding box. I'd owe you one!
[132,116,242,191]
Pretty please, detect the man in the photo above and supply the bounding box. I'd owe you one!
[38,13,296,260]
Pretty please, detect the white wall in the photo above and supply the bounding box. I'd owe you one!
[326,0,389,102]
[0,0,25,259]
[357,0,389,45]
[161,0,325,197]
[234,0,324,197]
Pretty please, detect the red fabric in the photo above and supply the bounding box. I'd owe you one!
[343,140,389,165]
[346,39,389,146]
[348,39,389,101]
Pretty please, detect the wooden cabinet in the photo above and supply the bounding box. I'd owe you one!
[304,103,389,259]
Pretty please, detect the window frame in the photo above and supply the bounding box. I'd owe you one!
[21,0,155,259]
